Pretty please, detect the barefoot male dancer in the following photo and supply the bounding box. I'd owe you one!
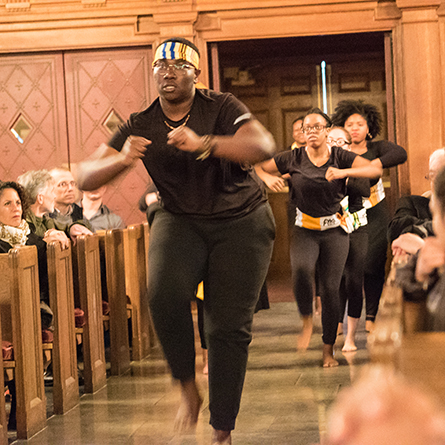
[77,37,276,444]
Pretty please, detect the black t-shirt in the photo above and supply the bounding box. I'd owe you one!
[108,89,266,219]
[274,146,357,217]
[362,139,407,187]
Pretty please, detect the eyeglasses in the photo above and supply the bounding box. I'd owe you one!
[57,180,77,189]
[327,138,350,147]
[153,61,194,75]
[302,125,327,134]
[425,171,437,181]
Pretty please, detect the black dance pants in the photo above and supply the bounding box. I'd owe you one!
[290,226,349,345]
[148,203,275,431]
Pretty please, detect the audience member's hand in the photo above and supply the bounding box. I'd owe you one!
[415,236,445,283]
[69,224,94,245]
[391,233,425,260]
[43,229,70,250]
[166,126,201,153]
[121,135,150,166]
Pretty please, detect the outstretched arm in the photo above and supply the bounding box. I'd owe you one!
[77,136,150,191]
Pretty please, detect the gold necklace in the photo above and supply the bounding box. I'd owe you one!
[164,114,190,131]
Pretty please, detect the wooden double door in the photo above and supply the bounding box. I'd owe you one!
[0,47,153,225]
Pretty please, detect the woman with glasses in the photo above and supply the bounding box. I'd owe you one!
[327,127,372,352]
[257,108,382,367]
[332,100,407,333]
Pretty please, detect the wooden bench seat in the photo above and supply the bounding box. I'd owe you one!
[0,324,8,444]
[98,230,131,376]
[72,235,107,394]
[0,246,47,439]
[46,241,80,414]
[124,224,152,361]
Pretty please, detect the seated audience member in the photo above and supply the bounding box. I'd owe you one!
[17,169,69,249]
[389,148,445,261]
[80,185,124,231]
[0,181,67,429]
[324,365,445,445]
[396,166,445,331]
[49,167,93,242]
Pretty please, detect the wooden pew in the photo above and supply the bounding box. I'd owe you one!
[0,318,8,445]
[0,246,47,439]
[369,263,445,405]
[124,224,151,360]
[98,230,131,376]
[46,241,79,414]
[73,235,107,393]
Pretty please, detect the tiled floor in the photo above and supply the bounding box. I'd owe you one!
[10,302,370,445]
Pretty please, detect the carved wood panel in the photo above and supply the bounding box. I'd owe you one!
[64,48,153,226]
[0,54,68,181]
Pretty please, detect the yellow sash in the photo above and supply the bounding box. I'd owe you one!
[295,207,342,231]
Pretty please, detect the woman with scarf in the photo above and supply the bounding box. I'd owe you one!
[0,180,66,430]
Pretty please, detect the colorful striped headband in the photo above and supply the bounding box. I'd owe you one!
[153,41,200,69]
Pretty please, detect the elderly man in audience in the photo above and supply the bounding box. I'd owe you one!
[49,167,93,242]
[396,165,445,331]
[17,169,69,249]
[390,148,445,262]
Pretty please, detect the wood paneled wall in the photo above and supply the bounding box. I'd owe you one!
[1,0,445,195]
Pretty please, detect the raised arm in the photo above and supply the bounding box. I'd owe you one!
[77,136,150,191]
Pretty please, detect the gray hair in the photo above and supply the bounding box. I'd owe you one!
[17,170,54,204]
[429,148,445,172]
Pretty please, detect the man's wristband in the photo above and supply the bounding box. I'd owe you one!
[196,135,216,161]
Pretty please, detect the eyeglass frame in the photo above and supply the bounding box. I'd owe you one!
[153,60,195,75]
[302,124,327,134]
[56,180,77,189]
[326,137,350,147]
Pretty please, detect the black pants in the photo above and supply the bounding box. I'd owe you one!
[148,203,275,431]
[291,226,349,345]
[365,200,389,321]
[339,225,368,320]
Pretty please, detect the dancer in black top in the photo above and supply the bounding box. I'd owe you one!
[332,100,407,332]
[77,37,276,444]
[256,108,381,367]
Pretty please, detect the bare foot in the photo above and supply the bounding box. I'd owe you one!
[297,315,313,351]
[365,320,375,333]
[342,340,357,352]
[174,378,203,433]
[323,344,339,368]
[212,429,232,444]
[342,316,359,352]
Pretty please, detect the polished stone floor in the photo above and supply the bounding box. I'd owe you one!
[10,302,370,445]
